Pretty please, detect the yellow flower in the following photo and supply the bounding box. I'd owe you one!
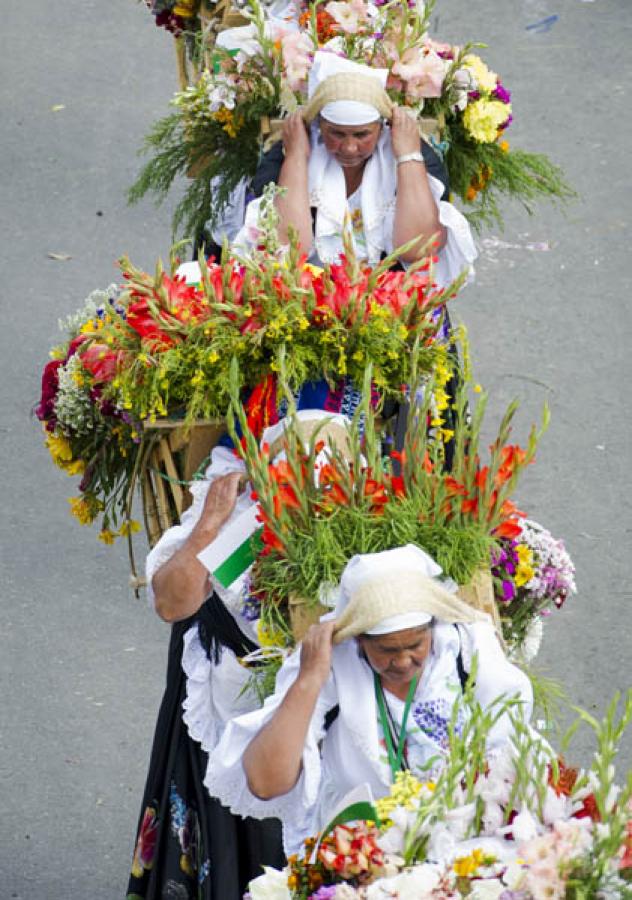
[499,139,510,152]
[473,383,482,393]
[68,496,99,526]
[352,350,364,362]
[98,528,117,545]
[375,771,430,823]
[46,433,73,464]
[257,620,286,648]
[516,543,533,566]
[64,458,86,476]
[80,319,97,334]
[118,520,142,537]
[462,55,498,93]
[453,847,485,877]
[515,562,535,588]
[463,99,512,144]
[298,317,310,331]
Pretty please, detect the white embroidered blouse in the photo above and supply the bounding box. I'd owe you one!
[205,621,533,855]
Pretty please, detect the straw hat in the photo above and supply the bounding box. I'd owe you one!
[332,545,488,644]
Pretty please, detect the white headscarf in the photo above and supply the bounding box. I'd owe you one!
[307,51,389,125]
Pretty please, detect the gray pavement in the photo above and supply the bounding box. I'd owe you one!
[1,0,630,897]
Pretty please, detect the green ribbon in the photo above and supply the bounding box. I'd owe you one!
[374,672,418,781]
[212,528,263,588]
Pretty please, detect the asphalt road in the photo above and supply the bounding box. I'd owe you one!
[1,1,630,897]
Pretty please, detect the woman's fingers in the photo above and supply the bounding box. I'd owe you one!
[391,106,421,157]
[299,620,335,685]
[200,471,243,529]
[282,111,311,160]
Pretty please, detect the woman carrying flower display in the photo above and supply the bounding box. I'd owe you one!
[205,544,533,856]
[235,51,476,286]
[127,410,359,899]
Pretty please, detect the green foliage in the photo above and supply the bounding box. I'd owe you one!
[446,123,577,232]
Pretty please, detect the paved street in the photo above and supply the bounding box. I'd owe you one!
[1,0,630,896]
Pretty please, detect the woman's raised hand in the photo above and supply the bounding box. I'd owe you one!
[298,620,336,688]
[197,471,243,534]
[282,111,311,162]
[390,106,421,158]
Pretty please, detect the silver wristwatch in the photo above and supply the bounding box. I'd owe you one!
[395,151,425,166]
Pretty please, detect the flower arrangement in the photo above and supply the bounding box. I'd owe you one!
[35,229,456,540]
[131,0,574,239]
[35,285,142,542]
[492,519,577,661]
[245,687,632,899]
[145,0,202,36]
[228,343,550,656]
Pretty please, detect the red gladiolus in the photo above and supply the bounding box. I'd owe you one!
[260,523,286,556]
[126,273,208,346]
[364,478,389,513]
[574,793,601,823]
[245,375,278,439]
[494,518,523,540]
[390,475,406,498]
[126,299,174,347]
[80,343,119,384]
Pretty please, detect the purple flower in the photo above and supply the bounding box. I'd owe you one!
[468,90,481,101]
[309,887,338,899]
[501,579,516,602]
[499,113,513,131]
[493,82,512,104]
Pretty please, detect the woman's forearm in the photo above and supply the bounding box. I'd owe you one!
[275,152,313,253]
[152,517,221,623]
[393,160,447,263]
[152,472,243,623]
[243,673,323,800]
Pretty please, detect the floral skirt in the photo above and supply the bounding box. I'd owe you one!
[126,613,285,899]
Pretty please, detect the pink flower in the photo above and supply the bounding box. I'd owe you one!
[392,48,447,99]
[281,31,313,91]
[325,0,368,34]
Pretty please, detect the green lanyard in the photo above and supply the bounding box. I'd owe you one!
[374,672,418,781]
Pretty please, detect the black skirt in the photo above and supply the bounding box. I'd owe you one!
[126,598,285,899]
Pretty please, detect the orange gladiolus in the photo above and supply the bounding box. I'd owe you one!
[445,476,467,497]
[495,444,529,486]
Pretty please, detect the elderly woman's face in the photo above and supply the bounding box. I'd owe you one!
[319,118,382,168]
[357,625,432,691]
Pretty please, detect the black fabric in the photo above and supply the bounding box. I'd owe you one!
[252,138,450,200]
[197,593,258,665]
[126,597,285,900]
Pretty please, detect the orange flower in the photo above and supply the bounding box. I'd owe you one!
[495,444,529,486]
[548,759,578,797]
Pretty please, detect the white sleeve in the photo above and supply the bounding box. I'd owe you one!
[181,623,263,755]
[204,648,338,848]
[231,196,266,255]
[208,177,248,246]
[460,621,534,750]
[145,445,245,608]
[427,173,478,290]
